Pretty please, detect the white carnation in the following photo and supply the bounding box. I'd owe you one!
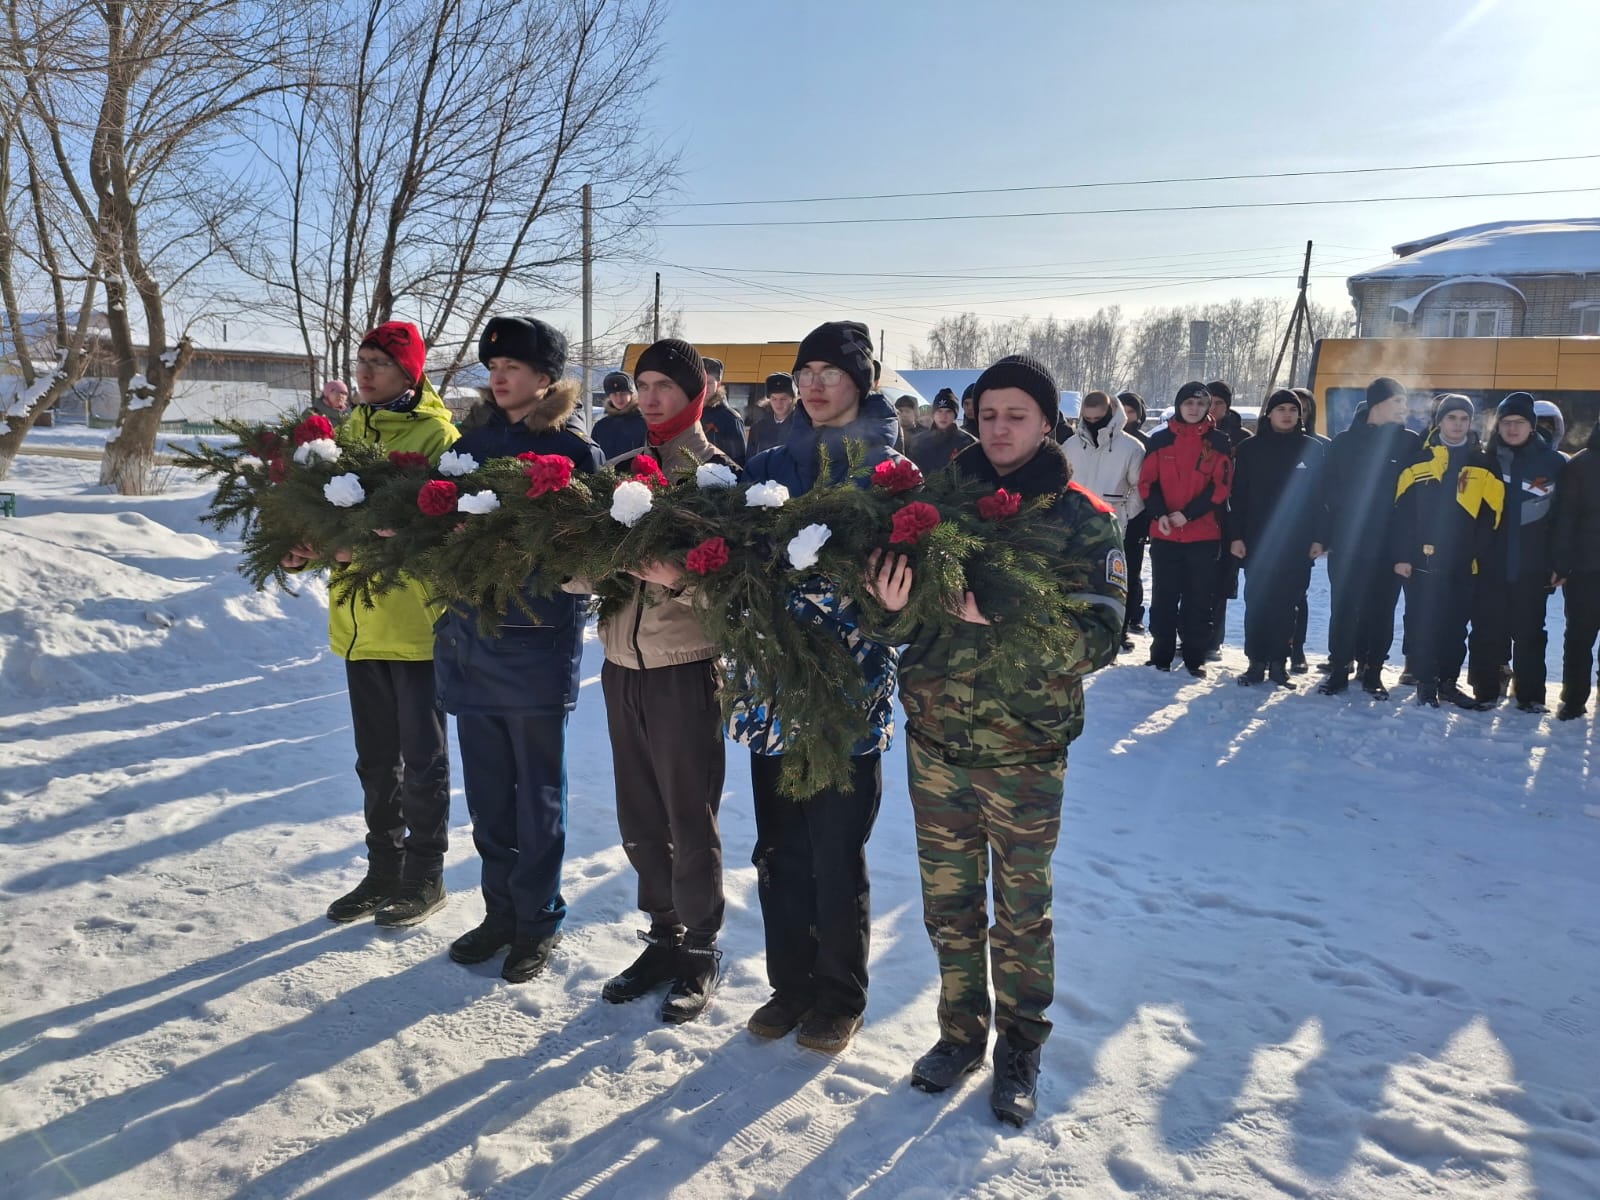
[323,473,367,507]
[456,490,500,515]
[236,454,264,470]
[437,449,479,477]
[610,479,655,526]
[786,523,832,571]
[695,462,738,489]
[293,437,340,465]
[744,481,790,509]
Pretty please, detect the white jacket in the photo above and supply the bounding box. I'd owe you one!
[1061,400,1145,531]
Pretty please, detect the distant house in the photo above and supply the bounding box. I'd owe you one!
[1347,219,1600,339]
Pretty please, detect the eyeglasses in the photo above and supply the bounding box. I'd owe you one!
[355,355,398,373]
[795,367,847,388]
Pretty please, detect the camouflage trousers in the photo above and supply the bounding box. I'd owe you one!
[906,736,1064,1049]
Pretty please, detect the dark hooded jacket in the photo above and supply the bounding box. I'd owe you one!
[1314,407,1420,554]
[729,392,903,757]
[700,391,747,465]
[1226,421,1327,568]
[433,379,603,716]
[908,422,978,475]
[1552,423,1600,578]
[592,406,647,463]
[1391,428,1503,574]
[1481,428,1565,580]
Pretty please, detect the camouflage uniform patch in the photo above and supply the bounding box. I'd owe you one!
[907,735,1064,1048]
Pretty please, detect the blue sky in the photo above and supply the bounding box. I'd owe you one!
[572,0,1599,361]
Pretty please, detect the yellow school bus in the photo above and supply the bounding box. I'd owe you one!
[1307,336,1600,449]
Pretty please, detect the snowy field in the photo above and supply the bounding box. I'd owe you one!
[1,453,1597,1200]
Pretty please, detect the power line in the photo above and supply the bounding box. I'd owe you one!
[672,152,1600,209]
[658,185,1600,230]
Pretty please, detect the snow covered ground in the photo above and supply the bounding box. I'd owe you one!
[1,454,1597,1200]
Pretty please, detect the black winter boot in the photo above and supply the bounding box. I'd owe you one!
[502,932,561,983]
[1289,650,1309,675]
[1238,661,1266,686]
[910,1037,987,1093]
[1415,679,1440,708]
[1268,660,1293,689]
[373,877,446,928]
[1557,702,1586,721]
[991,1036,1042,1128]
[747,993,812,1039]
[1359,665,1389,700]
[602,926,683,1004]
[660,933,721,1025]
[327,871,400,923]
[1317,666,1350,695]
[449,916,516,964]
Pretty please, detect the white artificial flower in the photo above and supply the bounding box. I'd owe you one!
[695,462,738,489]
[786,523,832,571]
[323,473,366,507]
[437,449,479,477]
[456,490,500,515]
[236,454,264,470]
[610,479,655,526]
[744,481,790,509]
[293,437,340,465]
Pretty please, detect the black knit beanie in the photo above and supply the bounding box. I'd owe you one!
[793,321,874,398]
[1206,380,1233,405]
[479,315,567,379]
[1496,391,1536,425]
[635,337,707,403]
[1366,376,1406,407]
[973,354,1059,424]
[1265,388,1303,417]
[1174,380,1210,405]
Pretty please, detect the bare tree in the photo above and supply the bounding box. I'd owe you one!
[1,0,313,492]
[908,312,987,369]
[233,0,674,390]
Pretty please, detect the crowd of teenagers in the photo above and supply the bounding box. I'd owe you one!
[281,315,1597,1131]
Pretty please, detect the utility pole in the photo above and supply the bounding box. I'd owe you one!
[653,272,661,341]
[581,183,593,430]
[1268,240,1315,392]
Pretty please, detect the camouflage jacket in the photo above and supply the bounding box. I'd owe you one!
[888,440,1126,769]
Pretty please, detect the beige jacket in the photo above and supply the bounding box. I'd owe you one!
[566,424,734,670]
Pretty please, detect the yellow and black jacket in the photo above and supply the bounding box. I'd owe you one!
[1392,430,1503,575]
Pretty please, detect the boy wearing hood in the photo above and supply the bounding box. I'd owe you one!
[867,355,1125,1127]
[1313,377,1421,699]
[439,317,603,980]
[1467,392,1566,712]
[731,321,900,1056]
[1063,390,1144,650]
[1227,390,1327,687]
[284,321,460,928]
[1391,394,1504,708]
[1138,381,1233,677]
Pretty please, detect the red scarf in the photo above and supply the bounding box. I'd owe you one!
[646,386,707,447]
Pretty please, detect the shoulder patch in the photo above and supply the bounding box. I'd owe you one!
[1106,547,1128,589]
[1067,480,1116,515]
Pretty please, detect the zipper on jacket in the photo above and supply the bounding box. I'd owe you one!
[629,579,647,670]
[344,580,360,657]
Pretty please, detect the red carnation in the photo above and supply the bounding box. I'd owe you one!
[388,451,430,469]
[976,488,1022,521]
[293,414,335,445]
[872,458,923,494]
[266,457,287,484]
[889,500,942,546]
[685,536,730,576]
[632,455,668,489]
[523,453,573,497]
[417,479,459,516]
[251,430,284,458]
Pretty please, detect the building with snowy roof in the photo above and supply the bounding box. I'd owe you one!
[1347,218,1600,339]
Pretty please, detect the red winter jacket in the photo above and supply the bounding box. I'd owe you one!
[1137,415,1233,543]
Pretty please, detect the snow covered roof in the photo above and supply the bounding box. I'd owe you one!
[1350,218,1600,283]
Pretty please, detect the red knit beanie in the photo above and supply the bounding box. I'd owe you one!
[359,321,427,385]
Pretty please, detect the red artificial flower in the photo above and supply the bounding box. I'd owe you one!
[292,414,335,445]
[251,430,284,458]
[388,451,430,469]
[632,454,669,489]
[976,488,1022,521]
[417,479,459,516]
[685,536,730,576]
[523,453,574,497]
[872,457,923,494]
[267,457,287,484]
[889,500,942,546]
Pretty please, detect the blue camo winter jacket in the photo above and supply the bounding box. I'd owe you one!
[433,386,604,717]
[728,393,902,757]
